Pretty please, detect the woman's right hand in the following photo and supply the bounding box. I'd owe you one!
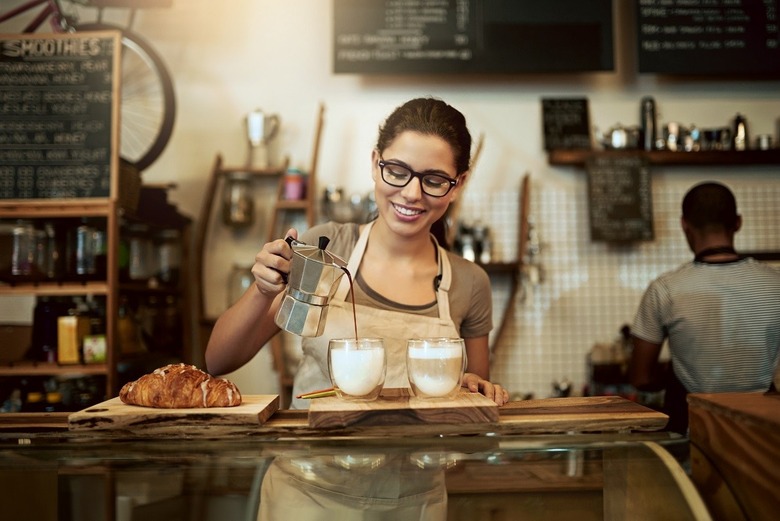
[251,228,298,297]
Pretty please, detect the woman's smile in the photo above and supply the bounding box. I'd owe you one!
[392,201,425,219]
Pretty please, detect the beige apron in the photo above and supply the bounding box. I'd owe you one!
[290,221,459,410]
[257,454,447,521]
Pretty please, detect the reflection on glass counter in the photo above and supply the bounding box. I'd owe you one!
[0,434,708,521]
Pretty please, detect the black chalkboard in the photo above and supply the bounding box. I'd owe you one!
[587,155,654,243]
[333,0,614,74]
[541,98,592,150]
[0,31,119,199]
[637,0,780,75]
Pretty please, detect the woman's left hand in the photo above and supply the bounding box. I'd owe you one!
[462,373,509,406]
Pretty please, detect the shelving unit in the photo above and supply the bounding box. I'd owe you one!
[0,190,193,408]
[0,198,121,399]
[548,148,780,167]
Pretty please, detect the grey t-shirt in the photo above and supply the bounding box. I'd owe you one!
[300,222,493,338]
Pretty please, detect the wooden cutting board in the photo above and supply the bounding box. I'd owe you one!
[68,394,279,432]
[308,388,499,429]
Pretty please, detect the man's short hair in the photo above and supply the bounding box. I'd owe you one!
[682,181,739,231]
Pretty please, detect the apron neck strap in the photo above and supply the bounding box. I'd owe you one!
[334,222,453,308]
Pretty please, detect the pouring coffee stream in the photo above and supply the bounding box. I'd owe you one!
[274,235,358,340]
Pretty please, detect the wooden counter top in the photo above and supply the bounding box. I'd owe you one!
[1,395,667,438]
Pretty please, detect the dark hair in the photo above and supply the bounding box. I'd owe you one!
[376,98,472,176]
[376,98,472,249]
[682,182,739,231]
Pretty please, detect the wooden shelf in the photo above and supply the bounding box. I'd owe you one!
[0,198,114,218]
[0,361,108,377]
[548,148,780,167]
[0,281,109,296]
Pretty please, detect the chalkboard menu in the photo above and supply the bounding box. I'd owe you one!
[587,155,654,243]
[334,0,614,74]
[637,0,780,75]
[0,32,119,200]
[541,98,592,150]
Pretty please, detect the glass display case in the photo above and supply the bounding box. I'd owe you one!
[0,430,708,521]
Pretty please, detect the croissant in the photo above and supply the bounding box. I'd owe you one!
[119,363,242,408]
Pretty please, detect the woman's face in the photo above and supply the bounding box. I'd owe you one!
[371,131,463,239]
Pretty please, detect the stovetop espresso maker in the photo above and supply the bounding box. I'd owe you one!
[274,236,347,337]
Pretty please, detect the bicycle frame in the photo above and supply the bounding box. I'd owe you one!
[0,0,69,33]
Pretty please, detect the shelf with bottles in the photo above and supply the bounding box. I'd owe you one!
[548,147,780,167]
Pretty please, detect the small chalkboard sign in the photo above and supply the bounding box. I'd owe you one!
[587,154,654,243]
[541,98,592,151]
[0,31,119,200]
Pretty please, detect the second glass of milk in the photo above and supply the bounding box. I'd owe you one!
[406,338,465,399]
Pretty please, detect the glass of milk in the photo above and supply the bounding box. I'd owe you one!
[328,338,386,401]
[406,338,466,399]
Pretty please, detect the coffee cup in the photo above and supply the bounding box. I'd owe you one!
[328,338,386,401]
[406,338,465,399]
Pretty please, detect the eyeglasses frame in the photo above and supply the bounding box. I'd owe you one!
[377,159,458,198]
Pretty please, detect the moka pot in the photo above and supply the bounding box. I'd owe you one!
[274,236,347,337]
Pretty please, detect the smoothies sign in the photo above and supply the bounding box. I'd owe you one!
[0,32,119,200]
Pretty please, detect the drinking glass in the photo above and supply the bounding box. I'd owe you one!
[328,338,386,401]
[406,338,466,399]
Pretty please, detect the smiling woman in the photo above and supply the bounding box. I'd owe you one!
[205,97,510,410]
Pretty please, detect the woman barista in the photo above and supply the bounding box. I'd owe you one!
[206,97,508,408]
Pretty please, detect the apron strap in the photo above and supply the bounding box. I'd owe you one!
[333,221,454,325]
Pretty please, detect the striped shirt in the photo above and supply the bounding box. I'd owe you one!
[632,257,780,394]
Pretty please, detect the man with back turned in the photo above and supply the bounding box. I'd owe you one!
[629,181,780,434]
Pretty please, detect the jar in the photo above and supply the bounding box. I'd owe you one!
[284,168,306,200]
[155,229,181,286]
[11,219,39,281]
[228,263,254,307]
[222,171,254,228]
[126,223,154,282]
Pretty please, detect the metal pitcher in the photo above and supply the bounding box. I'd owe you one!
[274,236,347,337]
[245,109,280,168]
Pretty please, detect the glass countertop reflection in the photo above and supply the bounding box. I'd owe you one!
[0,433,710,521]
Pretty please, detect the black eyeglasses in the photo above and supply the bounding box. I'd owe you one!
[377,159,457,197]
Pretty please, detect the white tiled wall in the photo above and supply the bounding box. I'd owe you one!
[459,173,780,400]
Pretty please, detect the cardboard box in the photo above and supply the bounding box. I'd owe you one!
[57,316,90,364]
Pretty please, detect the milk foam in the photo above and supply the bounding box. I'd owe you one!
[331,347,385,396]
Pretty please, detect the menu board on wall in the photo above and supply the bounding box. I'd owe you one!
[333,0,614,74]
[637,0,780,75]
[541,98,592,150]
[587,155,654,243]
[0,32,119,199]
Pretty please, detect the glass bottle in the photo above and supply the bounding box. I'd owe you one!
[155,228,181,287]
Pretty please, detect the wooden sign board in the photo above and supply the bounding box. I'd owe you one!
[541,98,592,150]
[0,31,120,200]
[587,154,654,243]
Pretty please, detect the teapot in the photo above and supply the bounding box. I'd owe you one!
[274,236,348,337]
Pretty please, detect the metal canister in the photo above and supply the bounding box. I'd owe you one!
[640,96,657,151]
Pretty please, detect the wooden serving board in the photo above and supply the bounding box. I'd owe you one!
[308,388,499,429]
[68,394,280,432]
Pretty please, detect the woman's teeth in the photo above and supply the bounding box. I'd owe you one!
[394,204,423,216]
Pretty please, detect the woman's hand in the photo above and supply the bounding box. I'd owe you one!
[252,228,297,297]
[462,372,509,406]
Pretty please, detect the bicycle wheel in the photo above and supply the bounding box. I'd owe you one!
[76,23,176,171]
